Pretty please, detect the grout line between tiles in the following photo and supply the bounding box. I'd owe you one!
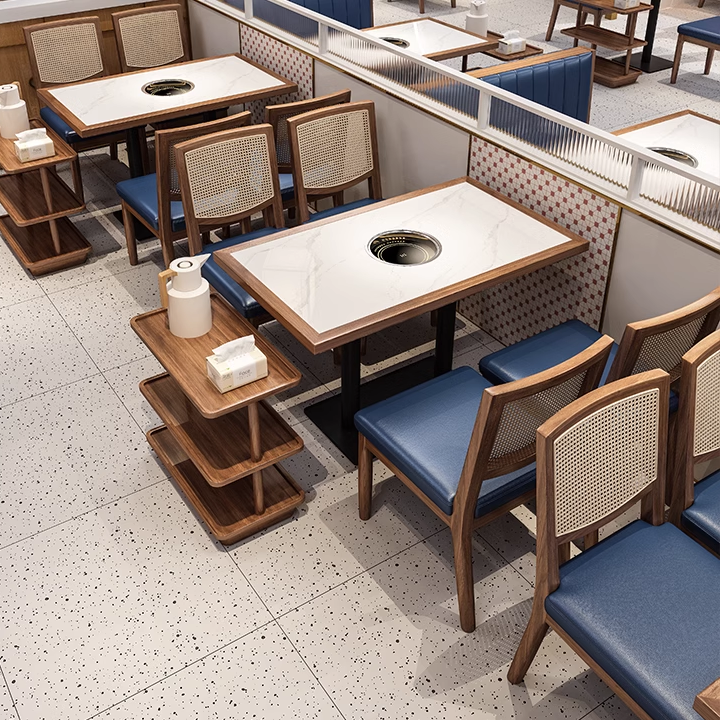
[0,369,104,412]
[0,664,21,720]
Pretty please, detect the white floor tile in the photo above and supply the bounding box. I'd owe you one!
[582,696,638,720]
[0,239,44,311]
[0,481,272,720]
[48,263,161,371]
[0,671,16,720]
[0,296,99,408]
[280,530,613,719]
[93,622,343,720]
[0,375,167,546]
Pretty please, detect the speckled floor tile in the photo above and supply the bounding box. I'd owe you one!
[0,670,16,720]
[0,375,167,546]
[0,481,272,720]
[228,419,446,615]
[48,262,161,371]
[103,355,166,431]
[581,696,638,720]
[0,296,99,408]
[280,529,613,719]
[93,622,343,720]
[0,238,43,311]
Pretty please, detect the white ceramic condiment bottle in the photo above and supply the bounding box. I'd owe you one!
[466,0,489,38]
[0,85,30,140]
[158,254,213,338]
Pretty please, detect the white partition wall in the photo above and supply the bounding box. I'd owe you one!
[188,0,241,57]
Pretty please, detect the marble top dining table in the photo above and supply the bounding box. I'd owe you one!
[37,54,298,138]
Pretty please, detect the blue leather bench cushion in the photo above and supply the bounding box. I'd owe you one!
[679,16,720,43]
[309,197,379,222]
[40,107,80,144]
[200,227,279,319]
[545,520,720,720]
[355,366,536,517]
[682,469,720,555]
[224,0,372,31]
[116,174,186,233]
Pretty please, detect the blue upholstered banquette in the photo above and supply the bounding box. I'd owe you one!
[225,0,373,30]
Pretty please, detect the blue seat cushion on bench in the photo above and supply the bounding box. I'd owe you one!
[309,197,379,222]
[678,16,720,43]
[545,520,720,720]
[682,469,720,556]
[40,107,80,144]
[224,0,372,32]
[279,172,295,201]
[116,174,186,233]
[200,226,279,319]
[355,366,536,517]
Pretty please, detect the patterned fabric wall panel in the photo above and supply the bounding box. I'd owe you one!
[239,24,314,124]
[461,135,620,346]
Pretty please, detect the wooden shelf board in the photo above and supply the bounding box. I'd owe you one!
[574,0,652,13]
[131,295,302,419]
[0,168,84,226]
[148,425,305,545]
[593,56,642,87]
[0,119,76,175]
[481,44,543,62]
[140,373,304,487]
[0,214,91,275]
[561,25,647,51]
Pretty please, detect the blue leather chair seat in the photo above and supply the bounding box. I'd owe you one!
[309,197,379,222]
[678,16,720,43]
[681,469,720,555]
[40,107,80,144]
[116,174,186,233]
[200,226,279,319]
[478,320,679,413]
[279,172,295,201]
[545,520,720,720]
[355,366,536,517]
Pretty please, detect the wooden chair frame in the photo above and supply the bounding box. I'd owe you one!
[23,16,124,159]
[359,336,613,632]
[174,123,285,256]
[507,369,671,720]
[286,100,383,224]
[546,0,608,41]
[671,30,718,84]
[111,3,191,73]
[120,111,251,267]
[669,329,720,535]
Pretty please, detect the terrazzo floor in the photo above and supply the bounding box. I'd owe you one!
[373,0,720,131]
[0,141,649,719]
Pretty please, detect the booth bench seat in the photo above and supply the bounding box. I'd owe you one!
[225,0,373,30]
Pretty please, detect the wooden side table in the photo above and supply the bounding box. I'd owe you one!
[132,294,306,545]
[0,120,91,275]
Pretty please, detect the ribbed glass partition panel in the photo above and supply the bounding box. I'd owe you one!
[326,29,480,120]
[235,0,319,44]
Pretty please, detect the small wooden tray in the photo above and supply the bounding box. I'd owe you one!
[141,372,303,487]
[131,295,302,419]
[148,426,305,545]
[0,119,76,175]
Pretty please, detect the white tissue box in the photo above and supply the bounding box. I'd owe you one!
[206,347,268,393]
[497,36,526,55]
[613,0,639,8]
[14,134,54,162]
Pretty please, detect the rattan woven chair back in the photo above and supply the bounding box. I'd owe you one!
[112,4,190,72]
[265,90,352,173]
[608,285,720,384]
[24,17,107,88]
[670,329,720,522]
[287,100,382,222]
[174,123,284,254]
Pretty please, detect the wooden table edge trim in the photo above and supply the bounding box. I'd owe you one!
[695,678,720,720]
[613,109,720,135]
[37,54,298,139]
[214,176,589,355]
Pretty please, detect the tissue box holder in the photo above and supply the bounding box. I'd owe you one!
[207,347,268,393]
[14,129,55,163]
[497,37,526,55]
[613,0,639,8]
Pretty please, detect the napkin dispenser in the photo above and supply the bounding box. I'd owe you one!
[0,84,30,140]
[497,30,526,55]
[206,336,268,393]
[14,127,54,162]
[613,0,639,8]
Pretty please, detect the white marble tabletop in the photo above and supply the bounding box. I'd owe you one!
[217,179,586,351]
[364,19,493,58]
[44,55,292,133]
[618,112,720,180]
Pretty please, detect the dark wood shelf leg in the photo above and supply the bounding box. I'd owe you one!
[39,167,62,255]
[248,402,265,515]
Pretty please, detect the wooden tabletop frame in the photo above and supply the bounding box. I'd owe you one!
[214,176,589,355]
[613,109,720,136]
[36,53,298,138]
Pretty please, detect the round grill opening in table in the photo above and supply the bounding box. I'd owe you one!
[142,79,195,96]
[647,147,698,168]
[381,37,410,48]
[368,230,441,266]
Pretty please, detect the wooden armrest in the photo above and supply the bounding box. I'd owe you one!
[695,679,720,720]
[467,47,594,78]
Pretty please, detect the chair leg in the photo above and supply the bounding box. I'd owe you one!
[109,142,118,161]
[452,527,476,632]
[160,234,174,269]
[121,203,138,266]
[358,435,374,521]
[507,599,549,684]
[419,0,424,13]
[671,35,685,84]
[699,0,706,7]
[705,47,715,75]
[546,1,561,41]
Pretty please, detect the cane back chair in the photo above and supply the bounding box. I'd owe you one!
[356,336,613,632]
